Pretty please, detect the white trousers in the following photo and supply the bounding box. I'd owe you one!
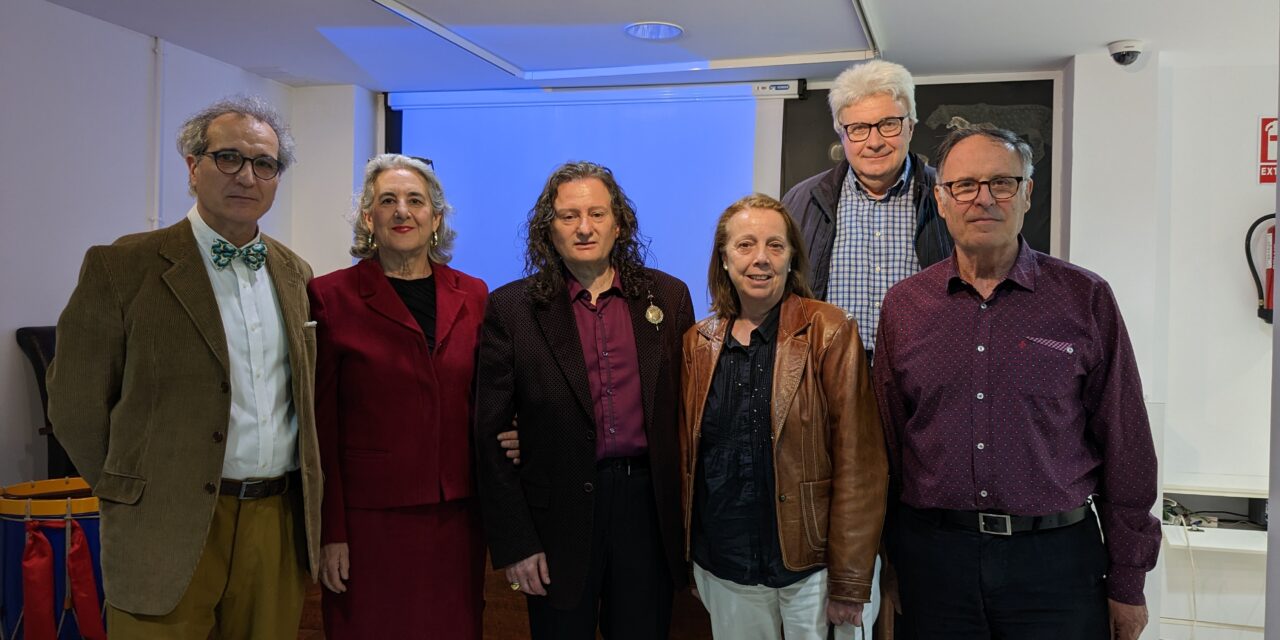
[693,558,880,640]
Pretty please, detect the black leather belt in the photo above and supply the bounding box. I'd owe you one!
[911,504,1091,536]
[596,455,649,474]
[220,471,297,500]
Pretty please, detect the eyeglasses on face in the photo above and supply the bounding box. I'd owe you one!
[839,115,909,142]
[938,176,1026,203]
[202,149,281,180]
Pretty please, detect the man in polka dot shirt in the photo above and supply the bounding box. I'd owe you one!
[872,125,1159,640]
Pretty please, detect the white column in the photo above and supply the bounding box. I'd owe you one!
[289,85,379,278]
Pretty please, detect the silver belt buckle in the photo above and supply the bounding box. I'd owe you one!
[237,479,263,500]
[978,512,1012,535]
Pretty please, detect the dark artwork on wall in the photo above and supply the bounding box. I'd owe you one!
[781,79,1055,253]
[781,89,846,197]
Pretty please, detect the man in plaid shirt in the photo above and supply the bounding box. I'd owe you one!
[782,60,952,357]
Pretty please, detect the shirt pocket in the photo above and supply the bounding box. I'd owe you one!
[1009,337,1083,399]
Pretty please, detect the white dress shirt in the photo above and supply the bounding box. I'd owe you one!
[187,207,298,480]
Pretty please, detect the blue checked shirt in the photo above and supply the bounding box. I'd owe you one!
[825,155,920,349]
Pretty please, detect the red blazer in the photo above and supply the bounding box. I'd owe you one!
[308,258,488,544]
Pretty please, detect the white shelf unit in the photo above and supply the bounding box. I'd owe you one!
[1163,472,1268,499]
[1163,525,1266,555]
[1160,482,1267,639]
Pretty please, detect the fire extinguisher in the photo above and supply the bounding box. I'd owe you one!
[1246,213,1277,323]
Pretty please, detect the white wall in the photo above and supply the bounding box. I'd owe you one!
[1164,63,1278,488]
[1066,55,1279,496]
[1069,54,1280,497]
[0,0,313,485]
[290,85,379,278]
[0,0,154,484]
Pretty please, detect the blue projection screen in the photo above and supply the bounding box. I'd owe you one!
[392,86,760,319]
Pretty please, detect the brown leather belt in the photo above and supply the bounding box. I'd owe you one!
[220,471,297,500]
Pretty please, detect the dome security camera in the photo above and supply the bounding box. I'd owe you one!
[1107,40,1144,66]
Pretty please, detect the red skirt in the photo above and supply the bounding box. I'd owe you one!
[322,498,484,639]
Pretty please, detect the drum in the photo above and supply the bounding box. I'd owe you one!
[0,478,106,640]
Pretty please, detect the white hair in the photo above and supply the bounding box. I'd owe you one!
[827,60,917,133]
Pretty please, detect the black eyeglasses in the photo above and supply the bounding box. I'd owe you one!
[839,115,909,142]
[938,176,1026,203]
[409,156,435,170]
[202,149,281,180]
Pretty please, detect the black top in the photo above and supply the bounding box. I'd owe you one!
[388,274,436,353]
[691,303,816,587]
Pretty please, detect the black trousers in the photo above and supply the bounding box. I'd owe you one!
[890,505,1110,640]
[526,464,674,640]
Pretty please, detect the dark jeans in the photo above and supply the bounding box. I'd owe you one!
[890,505,1109,640]
[526,464,674,640]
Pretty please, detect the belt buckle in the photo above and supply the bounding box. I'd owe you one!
[237,480,263,500]
[978,512,1012,535]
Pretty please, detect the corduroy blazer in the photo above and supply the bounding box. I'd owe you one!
[474,268,693,610]
[308,258,488,544]
[47,218,322,616]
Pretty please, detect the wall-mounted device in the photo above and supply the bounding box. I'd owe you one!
[1246,213,1276,323]
[1107,40,1145,66]
[751,80,805,99]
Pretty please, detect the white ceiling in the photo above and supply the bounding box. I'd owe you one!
[868,0,1279,76]
[44,0,1279,91]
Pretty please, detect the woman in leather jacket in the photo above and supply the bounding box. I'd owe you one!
[679,194,888,640]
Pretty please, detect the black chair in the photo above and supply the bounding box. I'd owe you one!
[15,326,78,478]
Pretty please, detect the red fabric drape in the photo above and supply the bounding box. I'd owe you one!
[22,520,106,640]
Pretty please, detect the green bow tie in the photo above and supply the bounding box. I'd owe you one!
[210,238,268,271]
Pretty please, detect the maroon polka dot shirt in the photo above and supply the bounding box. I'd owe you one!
[873,240,1160,605]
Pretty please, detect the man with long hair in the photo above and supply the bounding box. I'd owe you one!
[475,162,694,639]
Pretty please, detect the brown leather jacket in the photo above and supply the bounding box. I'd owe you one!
[679,294,887,602]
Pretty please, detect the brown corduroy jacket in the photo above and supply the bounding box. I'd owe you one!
[47,218,321,616]
[680,293,887,603]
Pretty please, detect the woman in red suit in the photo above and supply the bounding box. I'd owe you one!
[308,154,488,639]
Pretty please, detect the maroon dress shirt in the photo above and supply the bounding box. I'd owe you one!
[568,274,647,460]
[872,239,1160,605]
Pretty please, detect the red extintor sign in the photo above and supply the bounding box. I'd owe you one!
[1262,117,1277,184]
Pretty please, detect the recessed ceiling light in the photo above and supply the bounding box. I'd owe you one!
[624,21,684,41]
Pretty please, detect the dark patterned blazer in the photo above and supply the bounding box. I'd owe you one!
[474,267,693,610]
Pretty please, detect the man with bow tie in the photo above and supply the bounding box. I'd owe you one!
[48,96,322,638]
